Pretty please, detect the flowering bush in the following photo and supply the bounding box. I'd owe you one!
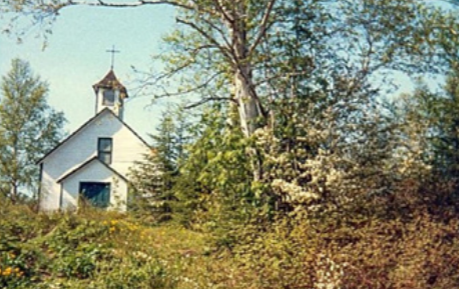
[2,188,459,289]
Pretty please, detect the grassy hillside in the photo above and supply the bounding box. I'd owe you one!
[2,200,459,289]
[0,203,218,289]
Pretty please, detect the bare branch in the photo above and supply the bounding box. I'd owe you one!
[253,71,310,87]
[248,0,276,56]
[176,18,233,61]
[184,44,218,52]
[184,96,236,109]
[66,0,194,10]
[152,59,196,84]
[212,0,234,24]
[151,71,225,99]
[199,17,233,55]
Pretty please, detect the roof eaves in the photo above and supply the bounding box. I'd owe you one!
[37,108,112,164]
[104,109,151,149]
[93,70,128,98]
[57,156,129,184]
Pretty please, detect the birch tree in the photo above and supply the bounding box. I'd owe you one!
[2,0,437,186]
[3,0,279,137]
[3,0,291,180]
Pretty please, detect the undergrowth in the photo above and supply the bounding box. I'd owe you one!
[1,197,459,289]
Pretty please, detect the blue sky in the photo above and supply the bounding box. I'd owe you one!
[0,4,177,140]
[0,0,455,141]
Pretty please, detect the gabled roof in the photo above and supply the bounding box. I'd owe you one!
[57,156,128,183]
[93,69,128,98]
[37,108,150,164]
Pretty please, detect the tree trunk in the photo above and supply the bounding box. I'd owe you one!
[227,2,265,180]
[234,63,264,181]
[11,143,18,203]
[234,66,263,137]
[10,182,18,204]
[230,10,263,137]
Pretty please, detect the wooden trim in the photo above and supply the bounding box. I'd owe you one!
[57,157,128,184]
[59,183,64,209]
[37,108,150,164]
[37,163,43,210]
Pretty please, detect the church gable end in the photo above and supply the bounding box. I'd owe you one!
[39,68,151,212]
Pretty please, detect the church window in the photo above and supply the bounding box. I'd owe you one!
[98,138,113,164]
[103,90,115,106]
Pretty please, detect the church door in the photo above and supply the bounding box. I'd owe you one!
[79,182,111,208]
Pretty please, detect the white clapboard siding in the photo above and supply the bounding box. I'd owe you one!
[39,108,150,211]
[60,159,128,211]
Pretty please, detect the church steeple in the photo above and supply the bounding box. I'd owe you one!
[92,69,128,119]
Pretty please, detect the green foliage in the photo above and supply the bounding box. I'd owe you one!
[128,151,171,224]
[5,1,459,288]
[171,108,263,229]
[228,210,459,288]
[0,59,66,202]
[150,106,191,172]
[0,203,195,288]
[399,73,459,188]
[2,183,459,289]
[129,106,192,223]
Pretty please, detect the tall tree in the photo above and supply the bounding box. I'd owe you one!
[3,0,439,185]
[128,105,192,221]
[0,59,66,203]
[4,0,278,138]
[7,8,428,111]
[150,106,191,174]
[402,77,459,178]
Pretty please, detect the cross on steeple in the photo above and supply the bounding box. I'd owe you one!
[106,45,120,70]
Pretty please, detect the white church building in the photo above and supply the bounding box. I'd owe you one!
[38,69,151,211]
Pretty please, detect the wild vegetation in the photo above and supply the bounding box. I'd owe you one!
[3,0,459,288]
[0,59,65,203]
[2,181,459,288]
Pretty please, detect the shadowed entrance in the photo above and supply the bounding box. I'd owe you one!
[79,182,110,208]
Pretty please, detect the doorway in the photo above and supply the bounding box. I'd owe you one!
[79,182,111,208]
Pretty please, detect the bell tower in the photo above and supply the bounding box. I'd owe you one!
[92,46,127,119]
[92,69,128,119]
